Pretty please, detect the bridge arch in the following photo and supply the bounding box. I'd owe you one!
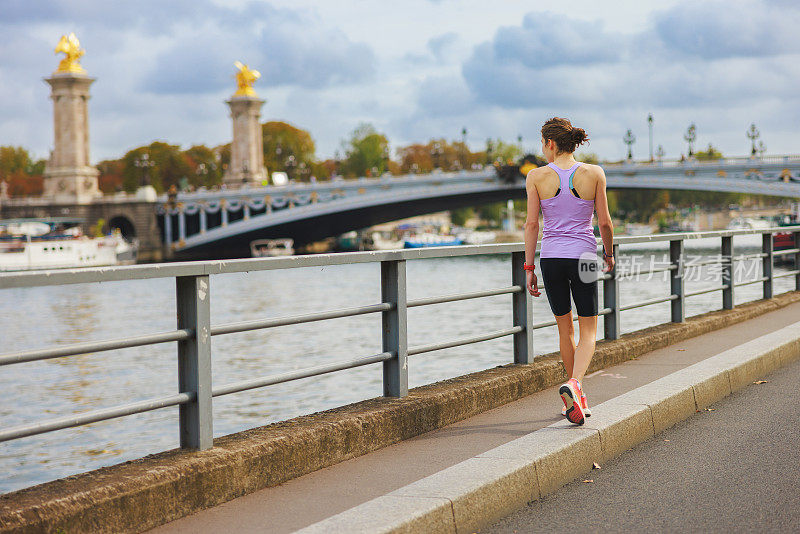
[108,215,136,240]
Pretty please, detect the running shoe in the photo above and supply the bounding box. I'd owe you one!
[559,378,585,425]
[581,393,592,417]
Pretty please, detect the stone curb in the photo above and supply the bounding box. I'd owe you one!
[297,322,800,534]
[1,292,798,534]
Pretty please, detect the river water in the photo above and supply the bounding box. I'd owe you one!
[1,234,796,493]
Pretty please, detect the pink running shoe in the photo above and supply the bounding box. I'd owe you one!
[559,378,585,425]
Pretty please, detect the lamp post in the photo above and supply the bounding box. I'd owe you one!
[757,140,767,158]
[623,129,636,161]
[486,139,494,165]
[431,141,443,170]
[655,145,665,163]
[647,113,654,162]
[684,123,697,157]
[461,127,468,168]
[382,145,390,175]
[285,154,296,180]
[333,150,341,178]
[134,152,154,188]
[747,123,760,156]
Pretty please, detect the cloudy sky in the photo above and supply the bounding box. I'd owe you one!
[1,0,798,163]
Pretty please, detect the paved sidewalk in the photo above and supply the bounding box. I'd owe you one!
[149,300,800,533]
[488,354,800,533]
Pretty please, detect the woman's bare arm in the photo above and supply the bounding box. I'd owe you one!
[593,167,615,270]
[524,169,542,296]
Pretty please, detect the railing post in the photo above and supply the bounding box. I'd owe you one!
[381,260,408,397]
[762,232,773,299]
[721,235,734,309]
[176,275,213,450]
[794,231,800,291]
[603,243,620,340]
[670,239,685,322]
[511,251,533,364]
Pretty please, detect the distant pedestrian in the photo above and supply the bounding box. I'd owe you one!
[523,117,615,425]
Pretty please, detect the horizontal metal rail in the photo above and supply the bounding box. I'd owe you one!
[685,284,730,298]
[628,265,677,276]
[531,306,614,330]
[734,276,770,287]
[689,258,722,267]
[212,352,393,397]
[0,393,193,443]
[734,252,768,261]
[0,329,193,366]
[619,294,678,311]
[2,226,798,290]
[407,326,522,356]
[211,303,392,336]
[407,286,522,308]
[774,270,800,279]
[773,248,800,256]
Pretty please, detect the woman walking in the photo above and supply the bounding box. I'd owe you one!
[523,117,615,425]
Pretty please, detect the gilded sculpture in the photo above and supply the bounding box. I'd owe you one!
[54,33,86,74]
[233,61,261,97]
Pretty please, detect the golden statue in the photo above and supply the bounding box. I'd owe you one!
[54,33,86,74]
[233,61,261,97]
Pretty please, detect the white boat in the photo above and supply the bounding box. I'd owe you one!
[0,219,137,271]
[727,217,771,230]
[250,238,294,257]
[624,223,655,236]
[456,230,497,245]
[369,232,404,251]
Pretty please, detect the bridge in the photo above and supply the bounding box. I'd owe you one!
[0,227,799,532]
[2,155,800,261]
[160,155,800,259]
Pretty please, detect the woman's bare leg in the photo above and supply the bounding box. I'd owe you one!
[555,311,576,377]
[572,315,598,382]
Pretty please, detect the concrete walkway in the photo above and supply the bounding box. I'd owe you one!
[149,300,800,534]
[488,353,800,533]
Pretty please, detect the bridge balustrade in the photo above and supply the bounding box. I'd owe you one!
[0,227,798,451]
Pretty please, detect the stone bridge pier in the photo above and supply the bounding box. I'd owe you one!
[0,199,163,262]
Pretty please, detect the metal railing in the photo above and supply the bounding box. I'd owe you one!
[1,226,798,451]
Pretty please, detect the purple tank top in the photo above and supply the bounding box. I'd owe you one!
[539,162,597,259]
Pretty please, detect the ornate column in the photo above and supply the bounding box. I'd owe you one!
[43,33,100,203]
[223,62,268,188]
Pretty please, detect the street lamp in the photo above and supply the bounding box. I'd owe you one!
[333,150,341,178]
[133,152,154,188]
[757,140,767,158]
[747,123,760,156]
[623,129,636,161]
[684,123,697,157]
[486,139,494,165]
[382,145,390,175]
[647,113,654,162]
[655,145,665,162]
[285,154,296,180]
[431,141,443,170]
[461,127,468,168]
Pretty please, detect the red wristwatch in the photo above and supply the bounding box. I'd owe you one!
[523,262,535,272]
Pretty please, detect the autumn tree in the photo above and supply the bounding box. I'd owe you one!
[121,142,192,193]
[262,121,316,181]
[184,145,223,188]
[97,159,125,193]
[340,123,390,177]
[0,146,46,197]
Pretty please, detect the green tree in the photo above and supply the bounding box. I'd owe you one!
[0,146,33,178]
[121,142,192,193]
[576,152,599,164]
[450,207,474,227]
[695,143,723,161]
[485,139,522,165]
[262,121,316,181]
[184,145,222,188]
[341,123,390,177]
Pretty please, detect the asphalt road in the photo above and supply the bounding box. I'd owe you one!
[487,355,800,533]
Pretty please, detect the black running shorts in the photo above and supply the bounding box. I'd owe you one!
[539,257,599,317]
